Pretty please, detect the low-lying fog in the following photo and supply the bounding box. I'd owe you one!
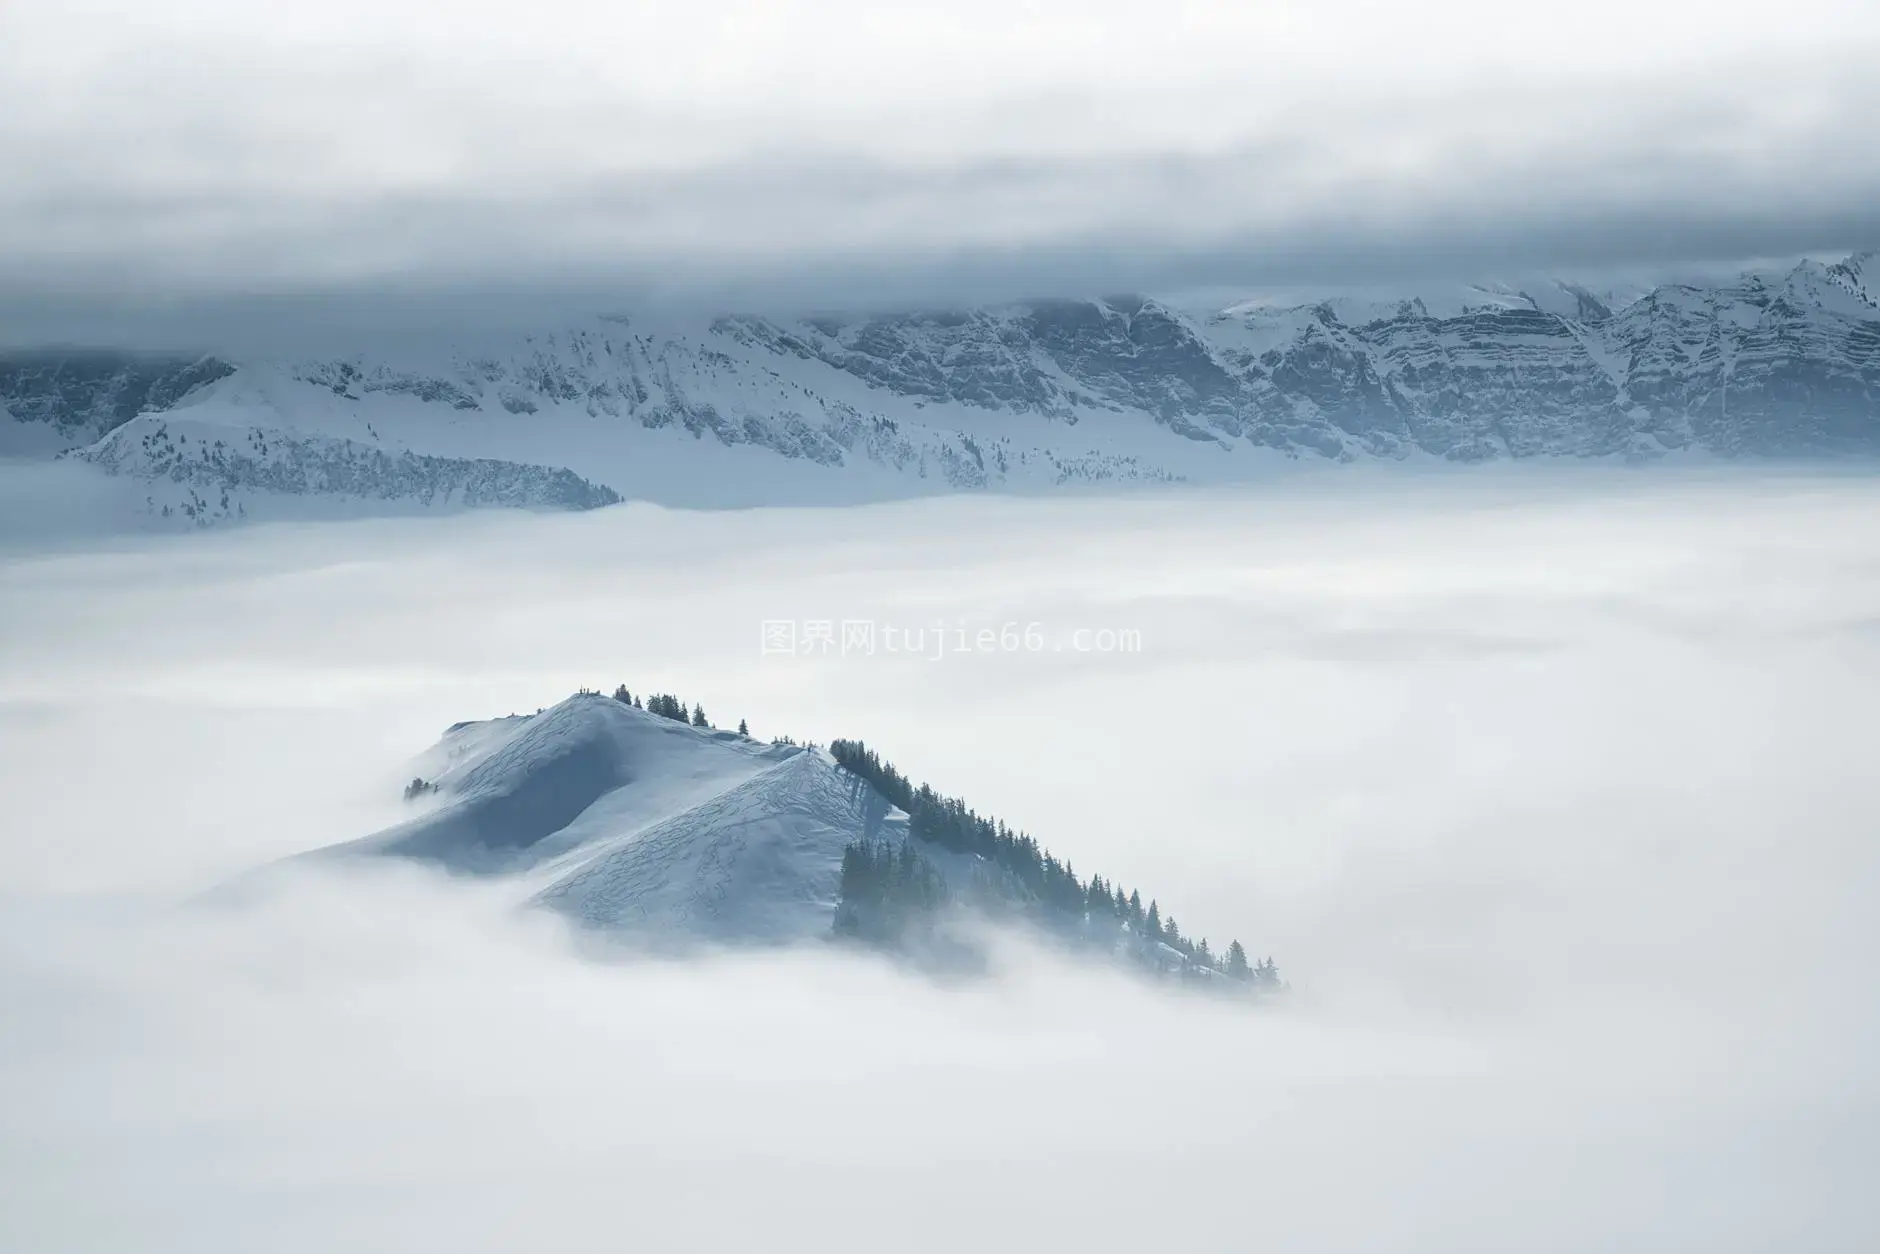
[3,473,1876,1251]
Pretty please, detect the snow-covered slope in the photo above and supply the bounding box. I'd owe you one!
[319,694,899,945]
[62,410,619,526]
[7,252,1877,514]
[533,746,907,943]
[333,694,796,875]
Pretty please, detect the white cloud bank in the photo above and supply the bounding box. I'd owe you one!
[2,0,1878,324]
[1,472,1878,1250]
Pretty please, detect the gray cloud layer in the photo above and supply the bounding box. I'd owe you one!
[2,0,1878,335]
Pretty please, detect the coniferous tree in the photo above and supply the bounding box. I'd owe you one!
[691,703,709,728]
[826,734,1272,983]
[738,718,749,736]
[835,836,948,942]
[1226,940,1250,979]
[647,693,690,723]
[838,841,873,909]
[612,684,631,704]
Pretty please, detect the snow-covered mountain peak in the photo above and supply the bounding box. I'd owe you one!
[282,690,1281,984]
[299,691,910,945]
[1827,250,1879,310]
[346,693,797,874]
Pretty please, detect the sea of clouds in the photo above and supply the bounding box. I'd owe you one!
[2,472,1876,1251]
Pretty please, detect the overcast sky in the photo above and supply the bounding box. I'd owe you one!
[4,0,1879,330]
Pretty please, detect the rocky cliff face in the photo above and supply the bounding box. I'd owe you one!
[0,351,235,435]
[6,254,1876,497]
[724,255,1877,463]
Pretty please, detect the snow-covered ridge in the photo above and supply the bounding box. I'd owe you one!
[62,412,619,526]
[7,252,1877,512]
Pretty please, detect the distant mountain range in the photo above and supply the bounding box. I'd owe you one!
[4,252,1876,522]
